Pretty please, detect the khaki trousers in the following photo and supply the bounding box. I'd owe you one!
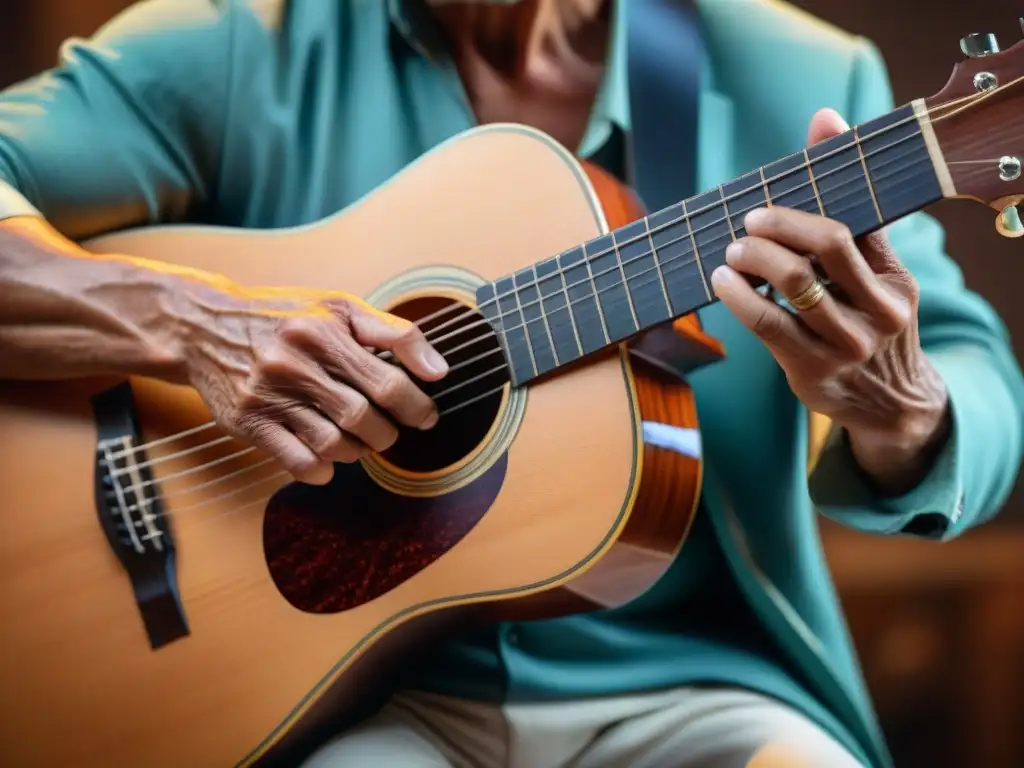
[302,686,865,768]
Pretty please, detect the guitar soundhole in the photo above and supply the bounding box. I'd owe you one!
[382,296,509,473]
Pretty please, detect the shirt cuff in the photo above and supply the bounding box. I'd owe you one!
[0,179,41,221]
[809,390,964,540]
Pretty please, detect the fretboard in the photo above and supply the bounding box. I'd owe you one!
[478,102,945,387]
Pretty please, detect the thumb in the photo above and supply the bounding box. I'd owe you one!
[807,107,849,146]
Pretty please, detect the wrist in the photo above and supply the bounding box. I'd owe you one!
[846,371,952,496]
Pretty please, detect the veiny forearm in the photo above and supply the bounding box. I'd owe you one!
[0,216,206,381]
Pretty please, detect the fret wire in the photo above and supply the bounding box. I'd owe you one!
[583,250,612,344]
[486,288,513,361]
[853,125,884,225]
[554,261,586,358]
[529,263,560,366]
[758,166,773,206]
[610,229,641,330]
[643,214,674,315]
[718,184,738,241]
[681,198,712,301]
[802,147,825,215]
[509,279,538,378]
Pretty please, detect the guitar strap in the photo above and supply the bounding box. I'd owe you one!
[624,2,833,473]
[624,0,705,210]
[624,0,708,465]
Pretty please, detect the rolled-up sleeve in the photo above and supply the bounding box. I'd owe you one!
[0,0,236,239]
[809,39,1024,541]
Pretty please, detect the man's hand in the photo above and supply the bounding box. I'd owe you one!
[0,216,448,487]
[710,108,950,495]
[184,287,449,486]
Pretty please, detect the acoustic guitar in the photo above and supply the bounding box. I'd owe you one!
[0,30,1020,768]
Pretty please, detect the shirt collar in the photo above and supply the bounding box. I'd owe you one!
[388,0,630,155]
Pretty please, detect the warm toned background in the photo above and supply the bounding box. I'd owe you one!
[2,2,1022,766]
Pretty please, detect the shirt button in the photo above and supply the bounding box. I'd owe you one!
[506,627,520,645]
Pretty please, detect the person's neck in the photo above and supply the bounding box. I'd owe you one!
[428,0,609,85]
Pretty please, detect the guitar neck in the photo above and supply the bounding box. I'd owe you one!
[479,100,949,387]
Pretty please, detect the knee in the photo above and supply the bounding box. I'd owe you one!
[745,741,863,768]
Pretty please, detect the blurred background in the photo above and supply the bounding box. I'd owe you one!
[2,1,1022,766]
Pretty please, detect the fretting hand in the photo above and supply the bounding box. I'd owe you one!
[710,108,950,494]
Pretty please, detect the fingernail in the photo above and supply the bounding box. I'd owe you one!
[711,266,736,290]
[725,241,743,264]
[420,347,448,375]
[744,208,769,228]
[420,410,439,430]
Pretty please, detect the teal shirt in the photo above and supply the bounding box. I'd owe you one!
[2,2,1022,767]
[397,5,851,748]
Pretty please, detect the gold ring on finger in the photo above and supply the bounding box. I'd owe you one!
[788,278,827,312]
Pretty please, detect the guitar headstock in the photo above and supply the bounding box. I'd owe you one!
[926,22,1024,237]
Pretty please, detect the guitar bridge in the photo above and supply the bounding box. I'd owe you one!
[91,381,190,650]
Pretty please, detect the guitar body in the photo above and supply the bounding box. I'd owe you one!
[0,125,723,767]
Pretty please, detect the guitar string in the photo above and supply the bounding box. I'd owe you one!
[103,138,939,477]
[343,147,940,413]
[423,162,945,413]
[104,81,1012,464]
[347,81,1024,379]
[105,135,929,472]
[115,158,938,525]
[404,144,939,394]
[948,158,1019,164]
[376,83,995,350]
[366,86,1023,420]
[110,140,932,480]
[413,120,1015,350]
[929,73,1023,124]
[107,135,934,472]
[115,347,509,487]
[478,71,1015,338]
[433,152,1024,413]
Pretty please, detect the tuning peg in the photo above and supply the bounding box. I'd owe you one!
[960,32,1000,58]
[996,205,1023,240]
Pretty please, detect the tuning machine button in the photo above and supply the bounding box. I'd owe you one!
[960,32,1000,58]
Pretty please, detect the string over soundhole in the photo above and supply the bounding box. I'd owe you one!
[382,295,511,473]
[360,267,527,498]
